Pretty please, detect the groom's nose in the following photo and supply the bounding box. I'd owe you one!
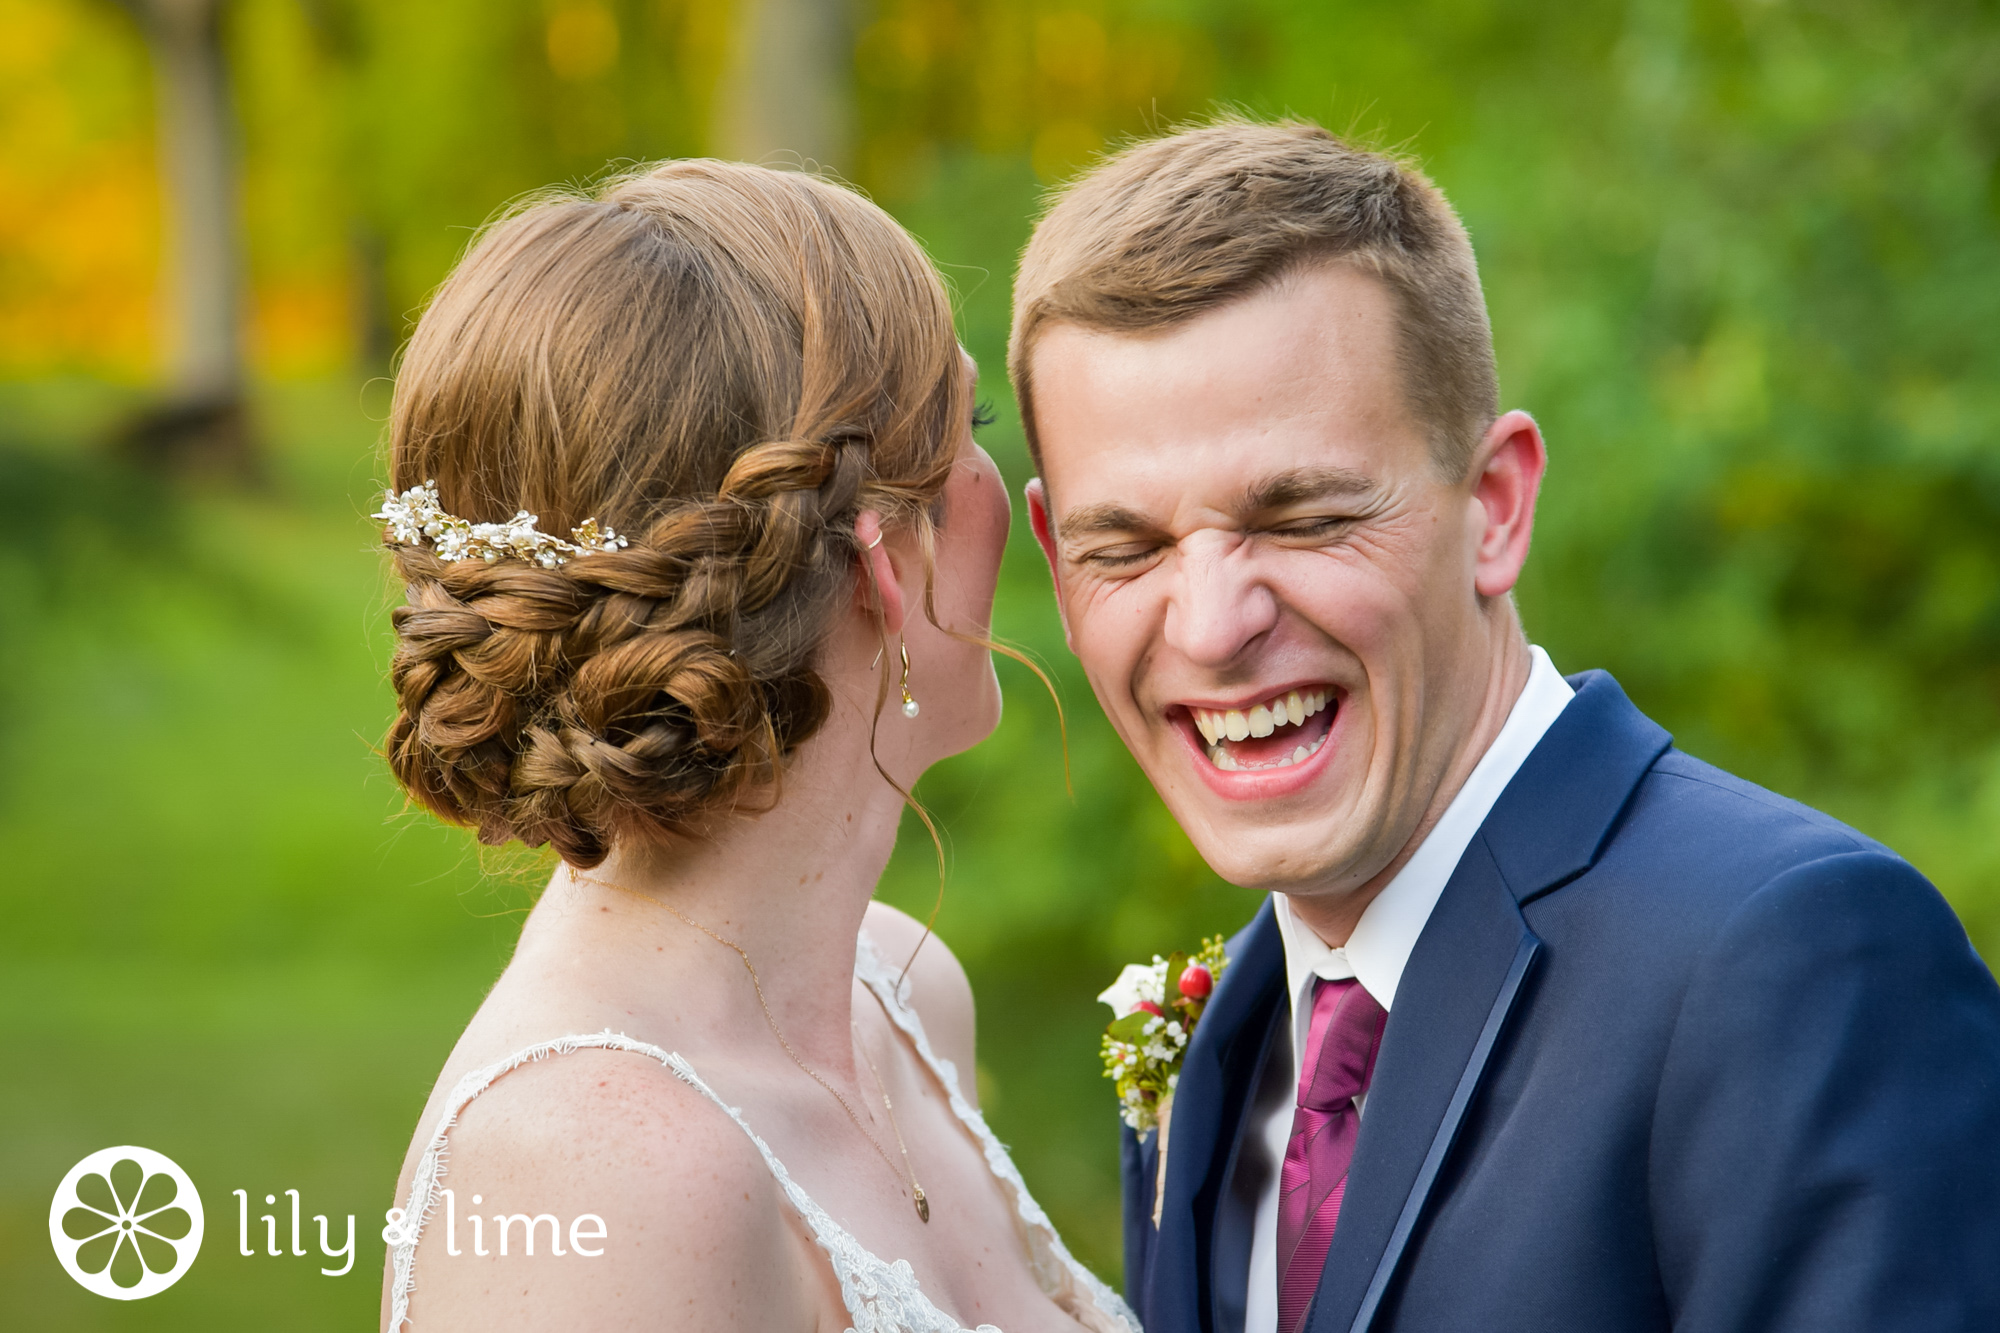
[1162,529,1279,668]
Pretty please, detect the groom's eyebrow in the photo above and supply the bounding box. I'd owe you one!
[1057,467,1379,541]
[1058,502,1161,538]
[1239,466,1377,513]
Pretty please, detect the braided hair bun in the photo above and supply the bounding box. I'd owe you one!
[382,161,966,867]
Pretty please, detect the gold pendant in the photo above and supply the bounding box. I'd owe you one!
[914,1187,930,1224]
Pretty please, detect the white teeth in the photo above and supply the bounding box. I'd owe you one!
[1190,688,1339,770]
[1206,730,1329,773]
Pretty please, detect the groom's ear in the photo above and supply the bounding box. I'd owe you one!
[1025,479,1076,651]
[1467,409,1547,600]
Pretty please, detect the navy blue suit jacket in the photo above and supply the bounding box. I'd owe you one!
[1121,671,2000,1333]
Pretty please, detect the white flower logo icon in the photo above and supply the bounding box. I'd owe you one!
[50,1146,204,1299]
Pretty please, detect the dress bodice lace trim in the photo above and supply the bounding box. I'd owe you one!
[387,932,1142,1333]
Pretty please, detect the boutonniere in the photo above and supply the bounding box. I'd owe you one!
[1098,936,1230,1134]
[1100,937,1229,1227]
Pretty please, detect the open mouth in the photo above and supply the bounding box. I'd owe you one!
[1185,687,1338,772]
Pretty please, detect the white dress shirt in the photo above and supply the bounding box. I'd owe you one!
[1239,646,1574,1333]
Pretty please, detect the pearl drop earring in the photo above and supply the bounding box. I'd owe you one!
[899,643,920,719]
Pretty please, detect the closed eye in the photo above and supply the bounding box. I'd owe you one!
[1077,541,1164,570]
[1262,514,1359,540]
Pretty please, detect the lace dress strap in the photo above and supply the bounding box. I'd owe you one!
[385,1029,1006,1333]
[853,935,1142,1333]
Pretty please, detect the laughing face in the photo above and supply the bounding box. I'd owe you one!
[1026,263,1543,928]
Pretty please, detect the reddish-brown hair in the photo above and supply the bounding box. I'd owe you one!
[383,160,966,868]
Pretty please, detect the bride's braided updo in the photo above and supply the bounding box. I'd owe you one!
[383,161,966,867]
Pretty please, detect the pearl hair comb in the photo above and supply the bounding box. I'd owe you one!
[374,481,630,569]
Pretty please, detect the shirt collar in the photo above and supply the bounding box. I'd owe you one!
[1275,645,1575,1018]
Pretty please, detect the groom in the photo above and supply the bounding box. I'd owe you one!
[1009,119,2000,1333]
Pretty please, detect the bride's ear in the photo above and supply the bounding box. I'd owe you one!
[853,511,907,636]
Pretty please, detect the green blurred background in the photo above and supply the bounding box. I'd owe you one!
[5,0,1998,1325]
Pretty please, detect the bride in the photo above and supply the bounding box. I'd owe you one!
[373,159,1138,1333]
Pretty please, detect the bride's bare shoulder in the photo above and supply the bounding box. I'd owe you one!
[862,901,979,1104]
[391,1047,822,1331]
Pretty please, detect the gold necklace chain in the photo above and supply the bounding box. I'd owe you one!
[579,874,930,1223]
[854,1021,930,1223]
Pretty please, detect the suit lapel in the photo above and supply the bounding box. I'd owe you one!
[1303,839,1540,1333]
[1148,900,1286,1333]
[1210,1001,1286,1332]
[1303,671,1673,1333]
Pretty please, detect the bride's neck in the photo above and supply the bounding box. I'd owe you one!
[518,697,914,1072]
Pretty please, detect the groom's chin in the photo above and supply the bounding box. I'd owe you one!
[1144,734,1378,894]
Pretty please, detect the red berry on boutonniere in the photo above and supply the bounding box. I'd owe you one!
[1178,963,1213,1000]
[1135,999,1165,1018]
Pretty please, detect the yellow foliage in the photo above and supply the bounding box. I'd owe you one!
[0,0,157,378]
[0,0,1216,380]
[547,2,621,83]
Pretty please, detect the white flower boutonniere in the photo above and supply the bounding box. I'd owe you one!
[1097,936,1230,1135]
[1099,936,1229,1227]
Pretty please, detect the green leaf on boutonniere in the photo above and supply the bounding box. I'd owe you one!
[1108,1011,1155,1042]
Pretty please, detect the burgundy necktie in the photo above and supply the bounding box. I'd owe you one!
[1276,977,1388,1333]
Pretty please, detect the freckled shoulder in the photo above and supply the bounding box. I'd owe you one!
[395,1048,822,1331]
[863,900,979,1104]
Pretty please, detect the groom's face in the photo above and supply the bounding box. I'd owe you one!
[1025,263,1512,899]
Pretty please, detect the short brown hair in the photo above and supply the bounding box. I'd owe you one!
[384,161,965,868]
[1009,117,1498,479]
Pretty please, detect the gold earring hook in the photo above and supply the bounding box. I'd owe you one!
[898,643,919,719]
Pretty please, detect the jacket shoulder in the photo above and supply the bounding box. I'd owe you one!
[1647,749,1884,852]
[1525,746,1933,968]
[1612,747,1889,885]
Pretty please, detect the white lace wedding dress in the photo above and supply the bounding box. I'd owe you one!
[387,933,1142,1333]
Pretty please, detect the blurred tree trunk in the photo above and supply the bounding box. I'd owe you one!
[292,0,400,378]
[350,221,397,375]
[714,0,854,171]
[110,0,255,478]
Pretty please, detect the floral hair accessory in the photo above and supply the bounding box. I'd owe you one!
[1099,936,1230,1135]
[374,480,629,569]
